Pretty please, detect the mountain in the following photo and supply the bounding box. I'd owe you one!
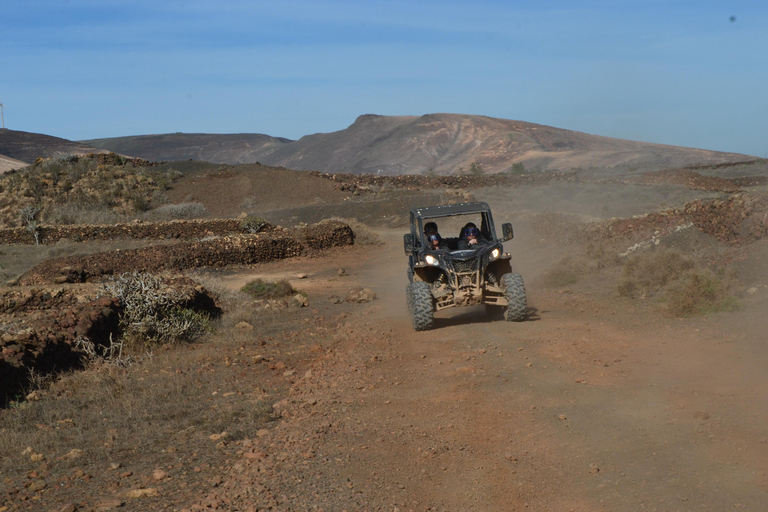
[82,132,292,165]
[82,114,755,175]
[0,128,105,166]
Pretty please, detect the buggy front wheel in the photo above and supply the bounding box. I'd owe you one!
[407,281,435,331]
[500,273,527,322]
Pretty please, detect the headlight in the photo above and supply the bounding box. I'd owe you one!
[425,254,438,265]
[490,248,500,259]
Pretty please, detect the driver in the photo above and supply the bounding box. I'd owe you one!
[458,222,485,249]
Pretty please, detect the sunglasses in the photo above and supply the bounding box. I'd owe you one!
[464,228,479,236]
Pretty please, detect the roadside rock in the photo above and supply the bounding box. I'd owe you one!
[346,287,377,303]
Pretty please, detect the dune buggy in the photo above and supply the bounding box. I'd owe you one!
[404,202,527,331]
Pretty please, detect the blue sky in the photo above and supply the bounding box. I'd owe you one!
[1,1,766,156]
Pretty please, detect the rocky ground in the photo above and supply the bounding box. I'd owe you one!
[2,162,768,511]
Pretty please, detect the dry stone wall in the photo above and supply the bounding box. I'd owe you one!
[0,218,255,245]
[17,221,354,285]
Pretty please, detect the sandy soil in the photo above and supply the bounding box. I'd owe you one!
[4,170,768,511]
[168,229,768,511]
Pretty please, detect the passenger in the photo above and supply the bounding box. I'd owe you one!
[424,222,447,250]
[458,222,485,250]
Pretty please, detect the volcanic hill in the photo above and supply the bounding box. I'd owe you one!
[83,114,755,175]
[0,128,105,171]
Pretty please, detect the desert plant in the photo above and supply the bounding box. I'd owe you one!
[538,243,620,288]
[103,272,211,348]
[617,249,694,298]
[469,162,485,176]
[240,216,269,234]
[150,202,208,220]
[19,205,42,244]
[510,162,526,174]
[241,278,297,299]
[18,204,41,226]
[46,203,128,225]
[75,334,134,367]
[663,268,741,317]
[130,192,151,212]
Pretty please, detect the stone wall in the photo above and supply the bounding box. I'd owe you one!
[0,218,256,245]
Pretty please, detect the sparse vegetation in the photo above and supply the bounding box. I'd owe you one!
[240,215,269,233]
[617,249,695,299]
[103,272,211,348]
[537,243,620,288]
[538,242,742,318]
[469,162,485,176]
[616,246,742,316]
[18,204,42,244]
[0,153,183,228]
[510,162,526,174]
[148,202,209,220]
[662,267,742,316]
[241,278,297,299]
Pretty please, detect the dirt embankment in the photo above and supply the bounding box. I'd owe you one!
[595,191,768,247]
[1,220,353,406]
[0,280,217,406]
[16,221,353,285]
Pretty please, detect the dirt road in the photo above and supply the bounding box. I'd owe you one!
[196,230,768,511]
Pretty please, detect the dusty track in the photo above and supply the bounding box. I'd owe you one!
[182,231,768,511]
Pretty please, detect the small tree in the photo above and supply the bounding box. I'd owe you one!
[19,205,42,245]
[510,162,526,175]
[469,162,485,176]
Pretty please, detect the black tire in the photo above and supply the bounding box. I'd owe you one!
[406,283,415,314]
[408,281,435,331]
[500,273,527,322]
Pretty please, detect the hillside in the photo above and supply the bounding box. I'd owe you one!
[83,114,756,175]
[0,153,28,174]
[3,158,768,510]
[0,128,105,165]
[82,132,292,165]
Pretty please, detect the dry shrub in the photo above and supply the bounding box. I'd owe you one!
[0,343,273,479]
[617,248,695,298]
[45,203,129,226]
[319,217,383,246]
[147,202,209,220]
[240,216,270,233]
[103,272,211,348]
[663,268,741,317]
[241,278,297,299]
[538,243,620,288]
[617,247,741,316]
